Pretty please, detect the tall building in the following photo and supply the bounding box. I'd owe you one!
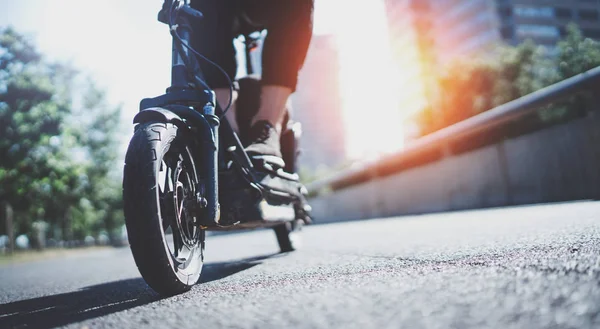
[496,0,600,47]
[384,0,502,138]
[433,0,502,62]
[291,35,346,171]
[384,0,600,137]
[385,0,600,63]
[385,0,502,66]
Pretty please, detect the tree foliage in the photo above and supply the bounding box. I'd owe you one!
[415,24,600,137]
[0,27,124,243]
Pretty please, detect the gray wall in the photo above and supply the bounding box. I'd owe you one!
[309,112,600,223]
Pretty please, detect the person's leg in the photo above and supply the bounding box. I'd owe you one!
[257,0,313,131]
[243,0,314,158]
[190,0,240,132]
[216,89,239,133]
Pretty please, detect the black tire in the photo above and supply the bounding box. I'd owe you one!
[274,220,303,253]
[123,122,204,296]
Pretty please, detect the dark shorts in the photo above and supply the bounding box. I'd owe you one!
[190,0,314,92]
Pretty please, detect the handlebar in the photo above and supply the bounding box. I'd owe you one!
[158,0,203,25]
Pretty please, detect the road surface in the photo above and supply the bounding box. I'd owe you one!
[1,201,600,329]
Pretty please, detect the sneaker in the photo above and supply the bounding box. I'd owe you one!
[245,120,283,159]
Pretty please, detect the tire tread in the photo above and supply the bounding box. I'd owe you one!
[124,122,192,295]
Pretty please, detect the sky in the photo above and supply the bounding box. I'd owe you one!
[0,0,410,160]
[0,0,174,122]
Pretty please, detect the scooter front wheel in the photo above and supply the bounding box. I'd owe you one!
[123,122,204,296]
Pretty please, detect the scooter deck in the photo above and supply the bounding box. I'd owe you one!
[207,200,296,231]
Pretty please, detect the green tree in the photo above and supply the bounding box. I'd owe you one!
[70,81,124,240]
[1,27,72,232]
[0,27,124,243]
[555,24,600,81]
[537,24,600,123]
[416,25,600,136]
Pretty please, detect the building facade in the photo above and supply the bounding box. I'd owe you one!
[385,0,502,66]
[385,0,600,63]
[291,35,347,171]
[433,0,502,62]
[496,0,600,47]
[384,0,600,137]
[384,0,503,139]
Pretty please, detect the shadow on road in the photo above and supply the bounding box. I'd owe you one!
[0,253,281,329]
[0,278,158,329]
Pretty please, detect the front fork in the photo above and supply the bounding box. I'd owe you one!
[148,1,221,226]
[138,2,222,226]
[200,104,220,226]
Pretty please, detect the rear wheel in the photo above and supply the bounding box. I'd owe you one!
[123,122,204,296]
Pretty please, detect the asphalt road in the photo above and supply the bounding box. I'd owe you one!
[1,201,600,329]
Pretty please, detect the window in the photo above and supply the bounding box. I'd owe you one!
[460,30,499,52]
[445,10,493,40]
[516,24,560,38]
[501,26,514,39]
[498,7,513,19]
[582,28,600,39]
[514,5,554,18]
[555,8,573,20]
[446,0,485,21]
[579,9,599,21]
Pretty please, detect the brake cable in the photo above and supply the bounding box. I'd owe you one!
[168,0,234,120]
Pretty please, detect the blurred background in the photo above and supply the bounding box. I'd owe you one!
[1,0,600,253]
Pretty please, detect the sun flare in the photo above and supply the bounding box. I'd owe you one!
[319,0,425,160]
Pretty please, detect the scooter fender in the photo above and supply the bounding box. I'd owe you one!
[133,107,184,125]
[132,105,221,227]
